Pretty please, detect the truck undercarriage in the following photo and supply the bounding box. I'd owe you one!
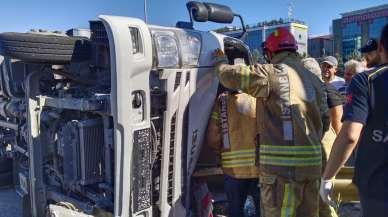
[0,9,255,216]
[0,2,358,217]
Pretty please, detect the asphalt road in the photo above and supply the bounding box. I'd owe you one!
[0,188,22,217]
[0,187,361,217]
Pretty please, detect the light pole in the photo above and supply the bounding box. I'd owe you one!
[144,0,148,23]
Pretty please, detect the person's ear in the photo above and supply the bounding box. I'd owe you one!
[378,41,384,54]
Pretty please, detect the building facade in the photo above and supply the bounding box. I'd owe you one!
[218,19,308,59]
[308,35,334,58]
[332,4,388,61]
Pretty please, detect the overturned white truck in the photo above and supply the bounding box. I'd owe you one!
[0,2,253,217]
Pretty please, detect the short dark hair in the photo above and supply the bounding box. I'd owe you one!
[381,23,388,56]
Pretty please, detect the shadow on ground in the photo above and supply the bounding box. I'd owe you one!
[0,188,22,217]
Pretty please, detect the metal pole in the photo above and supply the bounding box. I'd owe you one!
[144,0,148,23]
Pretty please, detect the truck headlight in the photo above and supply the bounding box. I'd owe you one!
[153,31,179,68]
[179,31,201,66]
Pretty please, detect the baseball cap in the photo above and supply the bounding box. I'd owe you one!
[322,56,338,67]
[360,38,378,53]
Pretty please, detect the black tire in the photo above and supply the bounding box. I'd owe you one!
[0,32,90,64]
[0,171,13,187]
[0,158,12,173]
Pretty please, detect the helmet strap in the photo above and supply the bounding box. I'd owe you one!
[264,50,272,63]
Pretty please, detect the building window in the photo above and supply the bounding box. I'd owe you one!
[342,22,361,60]
[369,17,388,38]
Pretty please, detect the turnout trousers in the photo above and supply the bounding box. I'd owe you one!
[259,172,319,217]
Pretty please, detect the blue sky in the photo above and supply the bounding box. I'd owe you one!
[0,0,385,36]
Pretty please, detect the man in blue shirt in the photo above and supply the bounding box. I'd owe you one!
[320,23,388,217]
[360,38,382,69]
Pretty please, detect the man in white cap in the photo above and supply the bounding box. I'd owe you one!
[321,56,346,94]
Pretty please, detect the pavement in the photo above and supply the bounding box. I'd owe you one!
[0,186,361,217]
[0,187,22,217]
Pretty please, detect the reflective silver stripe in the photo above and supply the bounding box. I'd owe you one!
[220,94,230,149]
[260,155,321,167]
[276,64,293,141]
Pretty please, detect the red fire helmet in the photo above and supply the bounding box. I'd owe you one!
[263,27,298,53]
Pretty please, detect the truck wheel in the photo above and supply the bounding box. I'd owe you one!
[0,171,13,188]
[0,158,12,173]
[0,32,90,64]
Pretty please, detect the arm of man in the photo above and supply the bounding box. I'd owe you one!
[214,49,272,98]
[330,105,343,135]
[323,73,369,178]
[326,83,345,134]
[322,121,363,179]
[320,73,368,205]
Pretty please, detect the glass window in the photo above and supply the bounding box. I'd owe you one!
[129,27,143,54]
[369,17,388,39]
[342,22,362,60]
[244,29,261,51]
[342,22,361,39]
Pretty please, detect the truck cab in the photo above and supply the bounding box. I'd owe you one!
[0,2,252,216]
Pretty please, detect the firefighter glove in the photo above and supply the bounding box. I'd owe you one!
[320,178,336,207]
[213,48,228,64]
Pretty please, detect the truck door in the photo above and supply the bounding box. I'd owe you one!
[100,15,153,217]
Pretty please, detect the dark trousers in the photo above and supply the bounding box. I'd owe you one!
[224,175,261,217]
[360,194,388,217]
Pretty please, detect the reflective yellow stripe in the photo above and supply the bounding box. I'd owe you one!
[222,159,255,168]
[245,66,250,90]
[221,149,255,157]
[211,112,220,121]
[260,155,321,167]
[281,184,295,217]
[223,163,255,168]
[260,145,321,155]
[240,66,250,91]
[260,145,321,150]
[221,153,255,160]
[222,159,255,164]
[368,66,387,79]
[281,184,290,217]
[240,65,245,90]
[290,184,295,216]
[368,66,388,94]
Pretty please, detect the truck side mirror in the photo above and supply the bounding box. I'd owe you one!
[186,1,246,39]
[186,1,209,22]
[203,2,234,24]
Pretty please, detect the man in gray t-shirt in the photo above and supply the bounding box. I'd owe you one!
[321,56,346,94]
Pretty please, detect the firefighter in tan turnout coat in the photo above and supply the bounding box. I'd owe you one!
[206,90,261,217]
[213,27,330,217]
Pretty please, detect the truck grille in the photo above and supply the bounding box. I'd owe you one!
[61,119,104,189]
[89,20,108,43]
[78,119,104,185]
[132,128,152,212]
[167,113,177,205]
[174,72,181,91]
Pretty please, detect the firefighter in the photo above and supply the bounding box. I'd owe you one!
[205,88,260,217]
[321,24,388,217]
[213,27,330,217]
